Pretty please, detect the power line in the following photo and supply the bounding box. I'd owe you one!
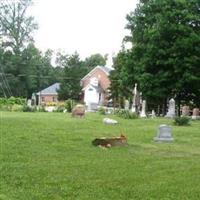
[0,67,12,96]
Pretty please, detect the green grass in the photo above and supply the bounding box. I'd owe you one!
[1,112,200,200]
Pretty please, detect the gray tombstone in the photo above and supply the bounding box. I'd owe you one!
[151,110,156,118]
[103,118,118,125]
[192,108,200,120]
[165,98,175,118]
[131,83,140,113]
[140,100,147,118]
[124,100,130,110]
[181,106,190,116]
[27,99,32,107]
[154,124,174,142]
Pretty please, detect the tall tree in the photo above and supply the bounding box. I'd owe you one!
[57,52,86,100]
[109,49,134,107]
[0,0,38,54]
[84,53,107,72]
[125,0,200,113]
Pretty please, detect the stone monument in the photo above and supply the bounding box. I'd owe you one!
[165,98,175,118]
[131,83,140,113]
[124,100,130,110]
[27,99,32,107]
[103,118,118,125]
[151,110,156,118]
[192,108,200,120]
[154,124,174,142]
[181,106,190,116]
[140,100,147,118]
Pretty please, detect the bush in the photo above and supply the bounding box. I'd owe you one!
[65,99,73,113]
[0,97,26,106]
[11,104,23,112]
[174,116,190,126]
[98,107,106,115]
[38,106,46,112]
[115,109,138,119]
[54,106,65,112]
[22,105,37,112]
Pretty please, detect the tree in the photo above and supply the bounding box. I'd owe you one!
[0,0,38,54]
[57,52,86,100]
[125,0,200,114]
[109,49,134,107]
[84,53,107,72]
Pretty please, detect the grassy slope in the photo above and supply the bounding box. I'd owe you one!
[1,112,200,200]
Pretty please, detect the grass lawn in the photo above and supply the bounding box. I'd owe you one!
[1,112,200,200]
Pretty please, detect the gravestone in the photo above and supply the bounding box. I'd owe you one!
[124,100,130,110]
[154,124,174,142]
[192,108,200,120]
[72,104,85,117]
[140,100,147,118]
[182,106,190,116]
[131,83,140,113]
[103,118,118,125]
[151,110,156,118]
[165,98,175,118]
[27,99,32,107]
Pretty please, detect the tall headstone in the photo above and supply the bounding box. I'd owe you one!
[31,93,36,106]
[124,100,130,110]
[140,100,147,118]
[151,110,156,118]
[27,99,32,107]
[165,98,175,118]
[154,124,174,142]
[131,83,140,113]
[192,108,200,120]
[181,106,190,116]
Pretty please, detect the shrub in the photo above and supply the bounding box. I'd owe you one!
[65,99,73,113]
[174,116,190,126]
[22,105,37,112]
[54,106,65,112]
[38,106,46,112]
[98,107,106,115]
[11,104,23,112]
[115,109,138,119]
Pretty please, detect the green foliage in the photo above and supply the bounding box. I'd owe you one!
[37,105,46,112]
[54,105,65,113]
[84,53,107,72]
[57,52,86,100]
[98,106,106,115]
[115,109,138,119]
[0,97,26,106]
[174,116,191,126]
[65,99,73,113]
[0,0,38,53]
[111,0,200,112]
[22,105,37,112]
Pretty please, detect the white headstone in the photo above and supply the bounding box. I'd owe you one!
[192,108,200,120]
[140,100,147,118]
[124,100,129,110]
[154,124,174,142]
[27,99,32,107]
[165,98,175,118]
[131,83,140,113]
[103,118,118,125]
[151,110,156,118]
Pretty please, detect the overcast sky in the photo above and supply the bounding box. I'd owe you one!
[31,0,138,64]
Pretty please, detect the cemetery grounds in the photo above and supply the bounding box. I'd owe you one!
[1,111,200,200]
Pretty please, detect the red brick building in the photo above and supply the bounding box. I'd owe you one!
[37,83,60,105]
[80,66,112,107]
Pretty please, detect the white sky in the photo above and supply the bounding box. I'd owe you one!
[31,0,138,64]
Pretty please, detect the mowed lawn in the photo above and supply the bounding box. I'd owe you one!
[1,112,200,200]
